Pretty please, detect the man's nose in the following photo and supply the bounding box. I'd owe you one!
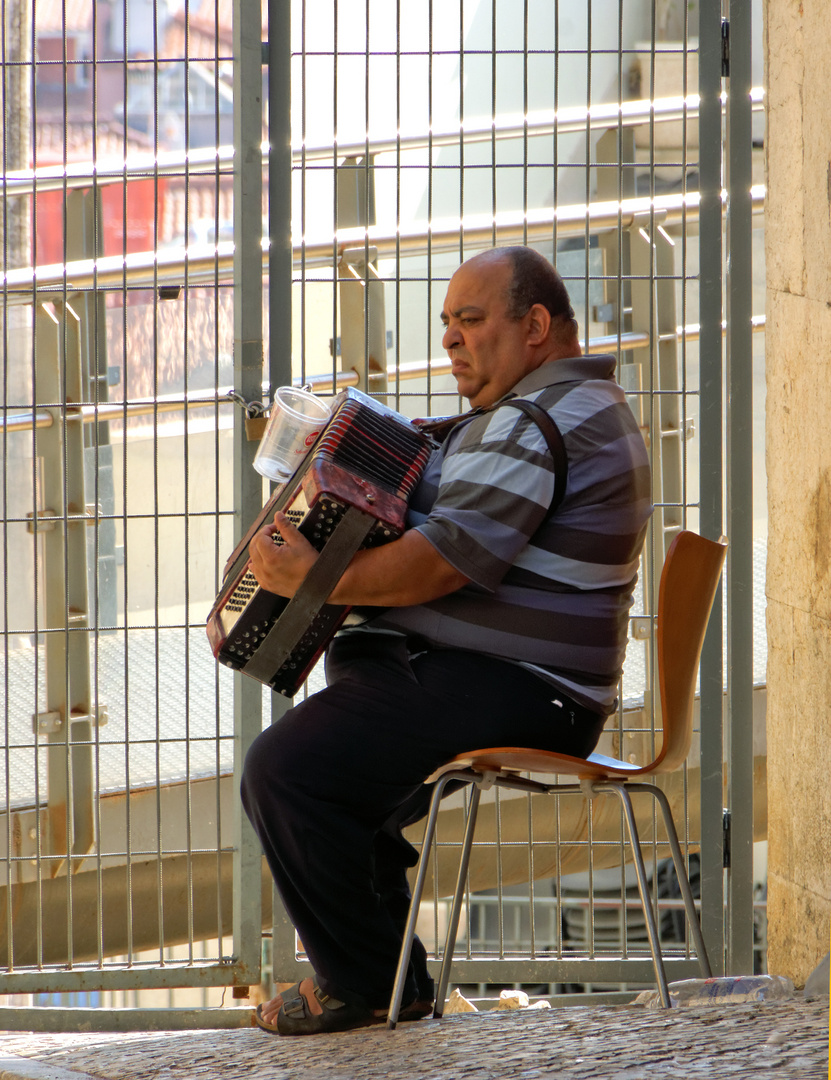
[442,323,460,350]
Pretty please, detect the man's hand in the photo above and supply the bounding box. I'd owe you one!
[249,509,471,607]
[249,512,318,598]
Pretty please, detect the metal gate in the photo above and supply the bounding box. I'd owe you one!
[265,0,762,998]
[0,0,263,1016]
[0,0,761,1021]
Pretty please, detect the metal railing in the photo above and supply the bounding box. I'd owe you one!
[0,85,764,197]
[0,186,766,303]
[0,312,768,438]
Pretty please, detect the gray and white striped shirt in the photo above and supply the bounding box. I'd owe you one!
[370,354,653,715]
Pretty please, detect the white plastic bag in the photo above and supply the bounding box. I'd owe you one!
[635,974,795,1009]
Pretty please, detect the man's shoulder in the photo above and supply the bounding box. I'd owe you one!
[443,353,627,454]
[511,353,618,396]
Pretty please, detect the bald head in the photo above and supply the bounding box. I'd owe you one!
[440,247,581,407]
[462,247,580,349]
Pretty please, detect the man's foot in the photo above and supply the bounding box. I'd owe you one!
[256,981,317,1032]
[254,977,434,1035]
[254,978,384,1036]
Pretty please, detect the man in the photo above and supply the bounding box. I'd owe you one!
[241,246,652,1035]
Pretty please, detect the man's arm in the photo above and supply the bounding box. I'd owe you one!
[248,511,470,607]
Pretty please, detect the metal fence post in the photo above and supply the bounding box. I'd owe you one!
[724,0,756,977]
[33,301,99,882]
[265,0,304,986]
[64,187,117,632]
[698,0,727,974]
[232,0,268,989]
[337,157,388,397]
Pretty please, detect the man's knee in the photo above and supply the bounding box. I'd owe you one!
[240,716,301,808]
[240,728,270,810]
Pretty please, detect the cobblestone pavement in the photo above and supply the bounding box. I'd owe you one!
[0,998,827,1080]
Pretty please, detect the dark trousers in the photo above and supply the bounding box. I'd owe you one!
[240,634,606,1010]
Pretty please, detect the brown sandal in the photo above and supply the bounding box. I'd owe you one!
[255,978,383,1037]
[397,998,434,1021]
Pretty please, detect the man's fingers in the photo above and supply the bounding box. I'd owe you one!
[270,512,302,547]
[252,512,290,550]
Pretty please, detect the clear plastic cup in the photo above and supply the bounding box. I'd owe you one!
[253,386,331,482]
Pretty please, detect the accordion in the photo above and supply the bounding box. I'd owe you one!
[206,387,435,696]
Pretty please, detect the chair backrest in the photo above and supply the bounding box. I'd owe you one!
[652,530,727,773]
[424,529,728,785]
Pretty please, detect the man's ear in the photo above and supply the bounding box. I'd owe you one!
[526,303,551,345]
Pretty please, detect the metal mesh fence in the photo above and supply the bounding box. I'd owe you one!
[273,0,765,993]
[1,0,253,1000]
[0,0,764,1012]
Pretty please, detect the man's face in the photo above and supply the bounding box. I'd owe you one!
[440,257,536,408]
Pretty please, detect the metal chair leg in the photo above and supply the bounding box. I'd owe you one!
[433,781,482,1018]
[595,781,671,1008]
[645,783,712,978]
[386,775,453,1030]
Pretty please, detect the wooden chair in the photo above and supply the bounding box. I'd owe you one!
[387,530,727,1026]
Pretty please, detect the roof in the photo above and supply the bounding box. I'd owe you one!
[32,0,267,46]
[33,0,94,34]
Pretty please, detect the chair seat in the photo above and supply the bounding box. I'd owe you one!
[425,746,650,785]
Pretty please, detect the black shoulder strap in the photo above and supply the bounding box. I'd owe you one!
[415,399,568,515]
[496,398,568,515]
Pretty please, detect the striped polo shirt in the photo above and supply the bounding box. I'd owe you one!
[368,354,653,715]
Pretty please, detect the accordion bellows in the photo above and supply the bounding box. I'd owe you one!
[206,388,434,696]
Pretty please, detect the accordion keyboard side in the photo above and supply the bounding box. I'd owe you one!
[207,395,434,695]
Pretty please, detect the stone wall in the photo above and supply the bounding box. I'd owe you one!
[765,0,831,981]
